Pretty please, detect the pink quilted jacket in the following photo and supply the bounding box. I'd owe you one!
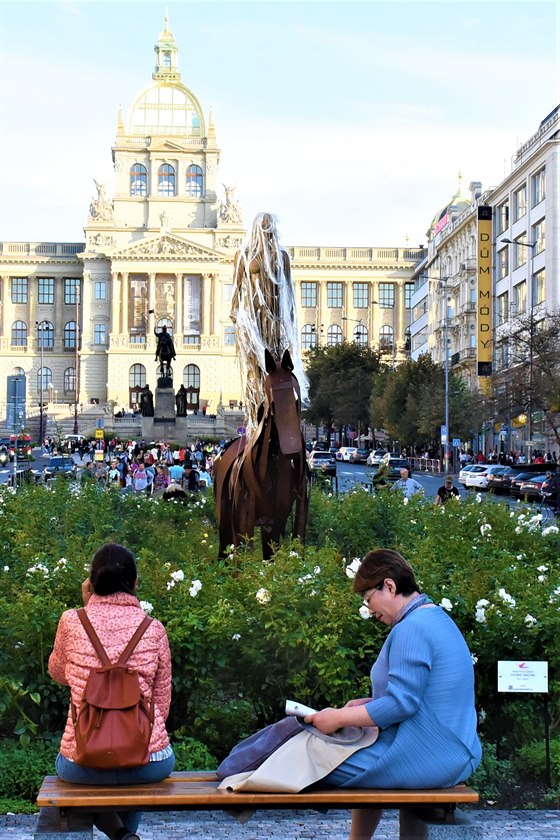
[48,592,172,760]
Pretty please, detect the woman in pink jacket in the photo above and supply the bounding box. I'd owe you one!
[48,543,174,840]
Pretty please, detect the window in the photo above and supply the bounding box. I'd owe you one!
[532,269,545,306]
[94,281,107,300]
[353,283,368,308]
[513,281,526,314]
[11,277,27,304]
[327,282,343,308]
[513,184,527,221]
[184,364,200,389]
[500,341,509,368]
[496,201,509,234]
[379,325,394,353]
[412,328,428,352]
[353,324,368,346]
[301,282,317,308]
[327,324,342,346]
[64,278,81,304]
[498,247,509,279]
[378,283,395,308]
[129,364,146,388]
[223,283,233,303]
[64,367,76,393]
[301,324,317,350]
[497,292,509,326]
[186,164,203,197]
[513,236,527,270]
[404,283,414,309]
[156,317,173,336]
[130,163,147,196]
[38,277,54,304]
[532,167,545,206]
[532,218,545,254]
[94,324,107,345]
[224,325,235,346]
[37,321,54,348]
[158,163,175,196]
[37,367,52,391]
[11,321,27,347]
[64,321,77,349]
[413,297,427,321]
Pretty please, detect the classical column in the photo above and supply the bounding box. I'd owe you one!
[175,272,183,340]
[121,272,129,336]
[148,273,156,333]
[111,271,120,337]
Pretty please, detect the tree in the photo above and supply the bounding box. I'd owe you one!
[492,309,560,450]
[304,343,381,442]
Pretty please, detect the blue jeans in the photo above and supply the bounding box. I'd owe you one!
[55,752,175,834]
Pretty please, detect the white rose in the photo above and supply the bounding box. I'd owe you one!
[440,598,453,612]
[256,587,271,604]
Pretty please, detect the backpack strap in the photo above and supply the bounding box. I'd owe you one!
[76,608,153,667]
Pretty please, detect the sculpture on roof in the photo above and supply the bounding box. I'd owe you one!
[218,184,243,225]
[89,179,114,222]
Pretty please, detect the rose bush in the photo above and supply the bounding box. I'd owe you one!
[0,479,558,803]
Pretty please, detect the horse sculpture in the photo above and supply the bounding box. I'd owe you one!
[214,349,309,561]
[154,325,176,378]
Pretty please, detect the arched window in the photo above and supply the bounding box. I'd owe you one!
[186,164,203,197]
[37,321,54,349]
[129,364,146,389]
[37,367,52,391]
[158,164,175,196]
[157,317,173,336]
[64,321,76,349]
[64,367,76,393]
[130,163,147,196]
[301,324,317,350]
[327,324,342,347]
[11,321,27,347]
[353,324,368,346]
[379,325,394,353]
[183,364,200,389]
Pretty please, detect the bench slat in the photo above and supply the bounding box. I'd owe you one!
[37,774,478,810]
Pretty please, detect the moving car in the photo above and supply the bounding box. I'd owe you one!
[307,450,337,477]
[370,457,412,484]
[336,447,359,462]
[9,434,32,461]
[366,449,388,466]
[43,455,77,481]
[350,448,370,464]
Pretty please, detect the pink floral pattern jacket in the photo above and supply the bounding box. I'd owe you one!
[48,592,172,760]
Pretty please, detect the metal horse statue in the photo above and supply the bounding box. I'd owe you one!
[214,349,309,561]
[154,325,176,378]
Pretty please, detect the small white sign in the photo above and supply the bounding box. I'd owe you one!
[497,660,548,694]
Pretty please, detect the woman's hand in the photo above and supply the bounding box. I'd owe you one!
[304,707,342,735]
[81,577,92,606]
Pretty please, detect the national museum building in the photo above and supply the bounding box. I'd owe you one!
[0,22,423,424]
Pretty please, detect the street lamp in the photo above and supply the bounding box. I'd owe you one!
[500,238,537,455]
[35,320,48,445]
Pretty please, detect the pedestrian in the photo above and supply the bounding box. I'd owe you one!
[391,468,423,500]
[434,475,460,507]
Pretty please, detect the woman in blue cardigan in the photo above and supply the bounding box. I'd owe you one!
[305,548,482,840]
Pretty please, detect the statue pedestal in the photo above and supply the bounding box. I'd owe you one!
[154,383,175,420]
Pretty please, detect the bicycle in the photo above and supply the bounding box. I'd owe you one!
[537,491,558,527]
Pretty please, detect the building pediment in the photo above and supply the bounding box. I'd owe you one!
[112,234,222,261]
[148,138,198,153]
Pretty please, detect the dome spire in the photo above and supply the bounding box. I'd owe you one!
[153,11,180,81]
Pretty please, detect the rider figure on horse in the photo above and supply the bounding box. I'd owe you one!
[154,324,176,377]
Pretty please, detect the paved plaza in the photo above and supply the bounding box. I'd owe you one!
[1,808,559,839]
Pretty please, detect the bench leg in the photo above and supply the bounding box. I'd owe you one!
[34,807,93,840]
[399,807,482,840]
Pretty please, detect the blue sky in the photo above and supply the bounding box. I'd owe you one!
[0,0,558,247]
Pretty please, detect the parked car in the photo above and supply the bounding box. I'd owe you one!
[516,474,550,501]
[511,472,550,500]
[350,448,370,464]
[486,466,519,493]
[458,464,487,485]
[307,450,337,477]
[496,463,558,496]
[366,449,387,466]
[336,447,359,462]
[465,465,508,490]
[43,455,77,481]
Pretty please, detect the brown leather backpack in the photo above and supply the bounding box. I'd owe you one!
[71,608,154,769]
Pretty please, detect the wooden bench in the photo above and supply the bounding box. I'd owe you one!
[36,771,481,839]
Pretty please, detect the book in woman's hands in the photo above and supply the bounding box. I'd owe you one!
[285,699,317,718]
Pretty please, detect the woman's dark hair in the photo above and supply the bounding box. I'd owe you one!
[89,543,137,596]
[352,548,419,597]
